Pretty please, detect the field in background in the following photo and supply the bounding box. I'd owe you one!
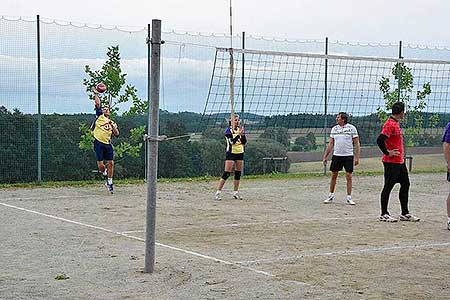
[289,153,446,174]
[1,172,450,299]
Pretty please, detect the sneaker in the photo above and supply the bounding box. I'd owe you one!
[399,214,420,222]
[379,214,398,222]
[447,220,450,231]
[232,191,241,199]
[346,198,356,205]
[214,191,222,201]
[323,194,335,204]
[105,183,114,194]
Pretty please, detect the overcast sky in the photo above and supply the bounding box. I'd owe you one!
[3,0,450,45]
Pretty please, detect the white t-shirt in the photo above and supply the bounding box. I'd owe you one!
[330,123,358,156]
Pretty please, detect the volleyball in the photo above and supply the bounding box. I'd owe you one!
[96,83,107,93]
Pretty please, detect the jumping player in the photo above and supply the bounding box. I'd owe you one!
[91,86,119,194]
[214,115,247,200]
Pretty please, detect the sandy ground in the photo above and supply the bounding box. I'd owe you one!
[1,172,450,299]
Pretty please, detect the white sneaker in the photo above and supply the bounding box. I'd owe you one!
[379,214,398,222]
[399,214,420,222]
[346,197,355,205]
[323,194,335,204]
[214,191,222,201]
[232,191,241,199]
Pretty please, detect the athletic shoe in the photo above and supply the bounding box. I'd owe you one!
[214,191,222,201]
[323,194,335,204]
[447,220,450,231]
[346,198,356,205]
[399,214,420,222]
[379,214,398,222]
[105,183,114,194]
[232,191,241,199]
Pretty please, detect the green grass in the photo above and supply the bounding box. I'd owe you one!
[0,154,446,189]
[289,153,446,174]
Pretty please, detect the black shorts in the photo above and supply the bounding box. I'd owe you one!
[94,139,114,161]
[226,152,244,161]
[330,155,354,173]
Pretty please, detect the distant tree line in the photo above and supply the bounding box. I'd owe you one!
[0,107,289,183]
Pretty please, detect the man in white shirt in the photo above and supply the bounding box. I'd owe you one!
[322,112,361,205]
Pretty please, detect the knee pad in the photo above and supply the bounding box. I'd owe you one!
[221,171,231,180]
[234,170,242,180]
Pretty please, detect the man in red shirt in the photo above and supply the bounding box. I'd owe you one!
[376,101,420,222]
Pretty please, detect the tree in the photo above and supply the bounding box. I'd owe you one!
[245,139,289,174]
[79,45,146,164]
[378,62,439,146]
[260,127,290,148]
[291,132,317,152]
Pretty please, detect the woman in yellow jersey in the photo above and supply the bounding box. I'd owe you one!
[214,115,247,200]
[91,87,119,194]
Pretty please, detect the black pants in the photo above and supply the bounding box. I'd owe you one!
[381,162,410,216]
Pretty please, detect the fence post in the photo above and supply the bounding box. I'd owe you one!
[398,40,402,101]
[323,37,329,175]
[144,19,162,274]
[36,15,42,183]
[241,31,245,176]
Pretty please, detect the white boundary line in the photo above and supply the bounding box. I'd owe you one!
[0,202,303,283]
[238,241,450,265]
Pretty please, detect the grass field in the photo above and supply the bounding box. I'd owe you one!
[289,153,446,174]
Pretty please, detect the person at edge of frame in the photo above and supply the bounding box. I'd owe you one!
[441,119,450,230]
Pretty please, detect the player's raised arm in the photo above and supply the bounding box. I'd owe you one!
[91,87,101,109]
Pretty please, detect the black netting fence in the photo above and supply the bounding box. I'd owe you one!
[2,16,450,183]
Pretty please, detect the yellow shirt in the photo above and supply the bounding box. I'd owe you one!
[225,127,246,154]
[93,115,116,144]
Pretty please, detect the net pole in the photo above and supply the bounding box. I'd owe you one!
[230,50,235,123]
[241,31,245,119]
[398,40,402,102]
[323,37,329,175]
[229,0,235,123]
[36,15,42,183]
[144,19,162,274]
